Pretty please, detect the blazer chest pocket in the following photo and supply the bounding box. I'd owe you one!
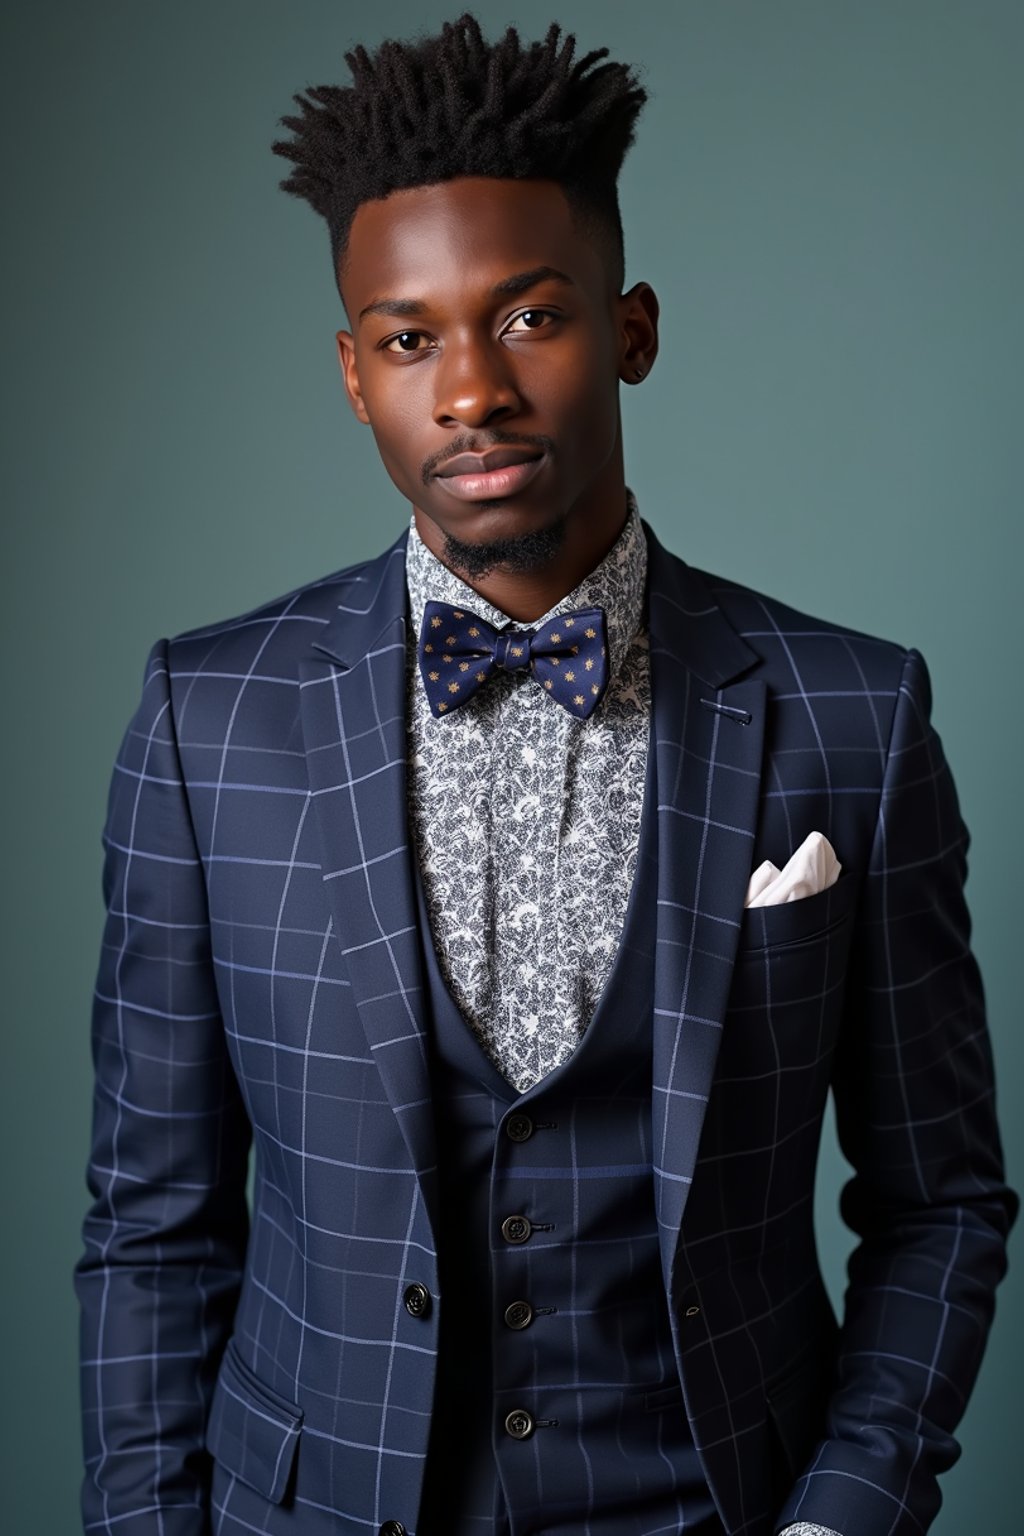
[206,1337,303,1505]
[722,872,859,1069]
[736,868,857,957]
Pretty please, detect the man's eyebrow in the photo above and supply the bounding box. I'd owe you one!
[358,296,428,322]
[490,265,575,298]
[358,266,575,323]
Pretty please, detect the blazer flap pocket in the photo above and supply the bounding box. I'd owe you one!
[739,868,857,954]
[206,1338,303,1504]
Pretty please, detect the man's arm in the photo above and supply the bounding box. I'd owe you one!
[777,648,1017,1535]
[75,639,251,1535]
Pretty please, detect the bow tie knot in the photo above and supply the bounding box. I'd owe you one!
[493,631,533,672]
[418,600,609,719]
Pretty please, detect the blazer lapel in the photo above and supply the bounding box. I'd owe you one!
[298,533,439,1211]
[645,526,767,1288]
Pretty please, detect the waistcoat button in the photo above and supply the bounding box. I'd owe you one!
[501,1214,532,1244]
[505,1113,534,1142]
[380,1523,406,1536]
[505,1408,535,1440]
[403,1283,431,1318]
[504,1300,534,1330]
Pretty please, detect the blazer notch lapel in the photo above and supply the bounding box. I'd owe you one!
[298,537,438,1210]
[309,537,410,670]
[646,532,768,1283]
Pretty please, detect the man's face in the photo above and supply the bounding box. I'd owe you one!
[335,177,655,571]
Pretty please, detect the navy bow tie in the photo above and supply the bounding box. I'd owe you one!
[418,600,610,719]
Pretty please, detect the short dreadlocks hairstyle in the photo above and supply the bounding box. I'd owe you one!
[272,12,647,296]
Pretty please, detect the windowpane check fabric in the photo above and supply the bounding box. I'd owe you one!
[76,514,1016,1536]
[404,496,649,1090]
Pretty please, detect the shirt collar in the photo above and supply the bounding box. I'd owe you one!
[405,490,647,681]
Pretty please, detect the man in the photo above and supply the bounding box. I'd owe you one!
[76,14,1016,1536]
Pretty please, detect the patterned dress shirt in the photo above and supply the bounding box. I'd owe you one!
[404,493,650,1092]
[404,497,840,1536]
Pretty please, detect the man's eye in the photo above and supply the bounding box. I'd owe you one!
[383,331,431,353]
[505,310,553,333]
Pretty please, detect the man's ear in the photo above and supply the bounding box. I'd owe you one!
[616,282,660,386]
[335,331,370,424]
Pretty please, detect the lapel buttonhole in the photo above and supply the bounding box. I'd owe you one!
[699,698,753,726]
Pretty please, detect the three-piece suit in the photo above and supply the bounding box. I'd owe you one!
[77,518,1016,1536]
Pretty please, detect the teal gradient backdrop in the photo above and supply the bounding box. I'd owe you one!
[2,1,1021,1529]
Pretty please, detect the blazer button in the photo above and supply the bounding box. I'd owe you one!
[379,1524,406,1536]
[505,1408,535,1440]
[505,1113,534,1143]
[504,1300,534,1330]
[501,1214,532,1245]
[403,1283,431,1318]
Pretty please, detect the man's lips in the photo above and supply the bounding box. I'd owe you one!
[435,446,543,478]
[433,446,546,502]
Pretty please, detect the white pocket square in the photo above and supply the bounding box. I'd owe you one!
[744,831,841,909]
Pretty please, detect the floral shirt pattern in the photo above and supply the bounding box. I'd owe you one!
[404,495,650,1091]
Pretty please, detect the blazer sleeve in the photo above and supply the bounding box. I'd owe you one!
[776,646,1018,1536]
[75,639,252,1535]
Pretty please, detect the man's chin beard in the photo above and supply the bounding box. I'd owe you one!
[441,512,568,580]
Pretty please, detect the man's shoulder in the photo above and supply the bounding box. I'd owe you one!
[677,554,912,695]
[702,561,906,647]
[164,533,407,676]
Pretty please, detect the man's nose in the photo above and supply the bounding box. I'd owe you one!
[432,336,523,429]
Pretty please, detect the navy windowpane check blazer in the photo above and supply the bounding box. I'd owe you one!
[76,521,1016,1536]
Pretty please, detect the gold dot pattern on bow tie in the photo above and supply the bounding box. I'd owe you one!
[564,618,575,627]
[438,701,448,712]
[424,643,433,653]
[420,600,609,721]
